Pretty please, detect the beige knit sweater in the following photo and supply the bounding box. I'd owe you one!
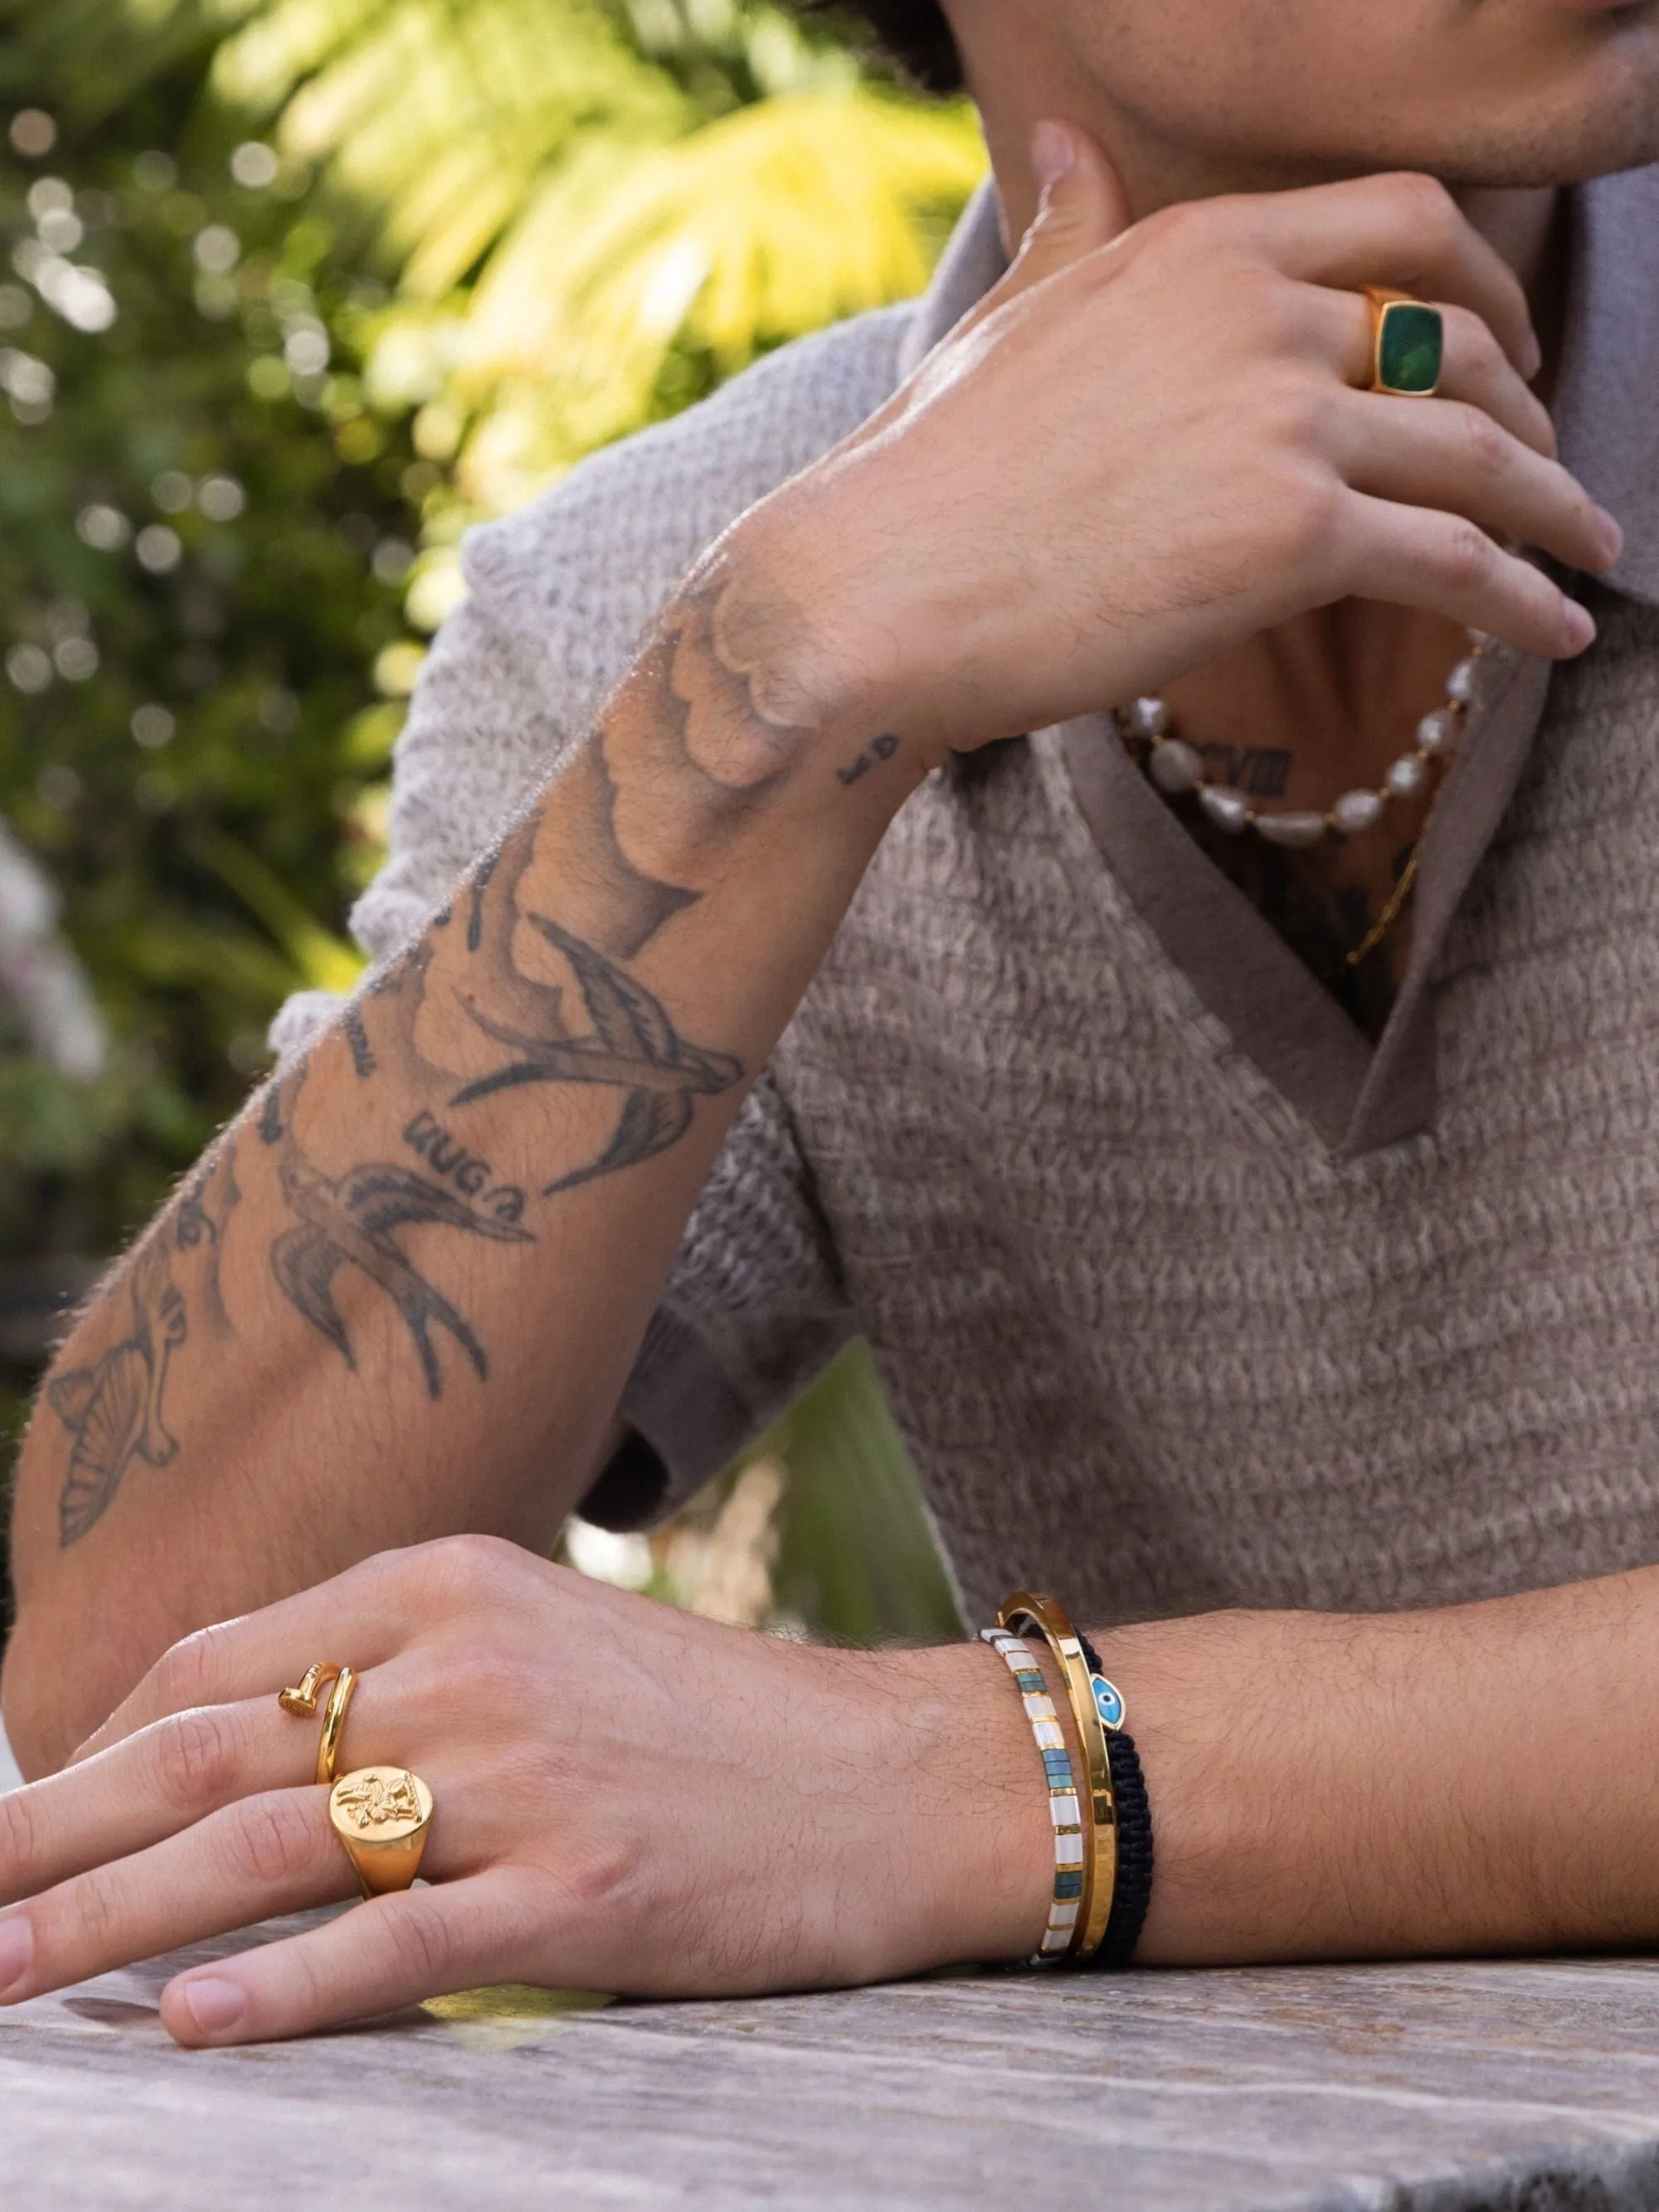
[275,172,1659,1631]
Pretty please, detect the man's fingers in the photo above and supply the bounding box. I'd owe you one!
[2,1651,431,1903]
[160,1866,547,2047]
[1335,395,1620,578]
[1006,123,1135,295]
[1337,492,1595,659]
[0,1787,354,2005]
[1015,124,1135,289]
[70,1548,425,1762]
[1241,172,1539,378]
[939,120,1134,352]
[0,1696,317,1903]
[1307,290,1556,459]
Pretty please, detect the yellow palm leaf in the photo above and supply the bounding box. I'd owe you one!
[430,86,984,513]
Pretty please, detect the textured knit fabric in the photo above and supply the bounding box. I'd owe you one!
[275,168,1659,1632]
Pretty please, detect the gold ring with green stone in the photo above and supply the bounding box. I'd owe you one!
[1365,286,1444,398]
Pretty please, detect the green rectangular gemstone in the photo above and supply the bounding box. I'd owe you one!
[1378,302,1443,395]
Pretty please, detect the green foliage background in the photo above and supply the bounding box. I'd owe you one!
[0,0,975,1642]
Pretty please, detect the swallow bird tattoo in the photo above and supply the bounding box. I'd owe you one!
[443,817,742,1194]
[51,1242,188,1548]
[270,1144,533,1399]
[452,912,743,1194]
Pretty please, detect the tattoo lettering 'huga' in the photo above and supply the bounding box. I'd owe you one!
[51,1243,187,1548]
[261,1066,533,1399]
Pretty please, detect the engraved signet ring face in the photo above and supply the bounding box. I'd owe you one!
[328,1767,434,1897]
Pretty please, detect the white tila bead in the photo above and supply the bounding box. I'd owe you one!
[1254,810,1326,848]
[1199,785,1251,834]
[1331,788,1384,836]
[1148,737,1204,794]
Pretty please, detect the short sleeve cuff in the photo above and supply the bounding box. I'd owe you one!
[582,1304,764,1531]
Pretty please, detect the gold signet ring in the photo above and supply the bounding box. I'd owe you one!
[328,1767,434,1898]
[277,1661,358,1786]
[1363,284,1445,398]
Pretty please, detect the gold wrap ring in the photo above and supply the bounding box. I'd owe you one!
[277,1660,358,1786]
[328,1767,434,1896]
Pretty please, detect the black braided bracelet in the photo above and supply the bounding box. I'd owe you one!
[1078,1628,1154,1968]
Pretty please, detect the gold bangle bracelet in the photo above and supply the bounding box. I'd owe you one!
[999,1592,1117,1964]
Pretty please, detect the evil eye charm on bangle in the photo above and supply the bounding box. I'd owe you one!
[1090,1671,1125,1732]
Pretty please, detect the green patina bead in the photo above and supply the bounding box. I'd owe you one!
[1378,303,1444,395]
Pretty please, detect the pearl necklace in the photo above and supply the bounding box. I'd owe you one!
[1115,629,1490,848]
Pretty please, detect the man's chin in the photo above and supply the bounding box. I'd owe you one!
[1428,27,1659,188]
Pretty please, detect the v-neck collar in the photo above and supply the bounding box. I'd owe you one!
[1058,651,1550,1154]
[902,165,1659,1156]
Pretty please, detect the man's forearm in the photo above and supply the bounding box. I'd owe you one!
[1109,1563,1659,1962]
[3,543,913,1772]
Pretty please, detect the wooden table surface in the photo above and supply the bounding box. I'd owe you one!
[7,1732,1659,2211]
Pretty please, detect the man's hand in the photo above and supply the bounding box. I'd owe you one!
[7,1544,1659,2043]
[739,124,1620,764]
[0,1538,1048,2041]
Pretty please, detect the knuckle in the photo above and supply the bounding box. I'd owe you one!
[1269,468,1344,566]
[1141,197,1211,260]
[1455,306,1502,371]
[275,1938,329,2021]
[385,1894,457,1989]
[1257,365,1330,451]
[1385,169,1457,240]
[422,1532,523,1607]
[551,1840,635,1920]
[152,1624,223,1714]
[0,1784,37,1879]
[222,1793,318,1889]
[1223,265,1301,353]
[153,1705,241,1811]
[1437,518,1496,591]
[457,1646,540,1718]
[68,1864,124,1952]
[1452,402,1508,477]
[351,1544,416,1607]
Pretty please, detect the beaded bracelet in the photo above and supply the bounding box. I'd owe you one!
[979,1628,1086,1962]
[1000,1592,1123,1965]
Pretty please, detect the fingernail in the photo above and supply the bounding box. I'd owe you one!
[0,1916,32,2000]
[1031,121,1075,197]
[181,1976,247,2037]
[1524,328,1544,381]
[1595,507,1625,566]
[1564,599,1596,653]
